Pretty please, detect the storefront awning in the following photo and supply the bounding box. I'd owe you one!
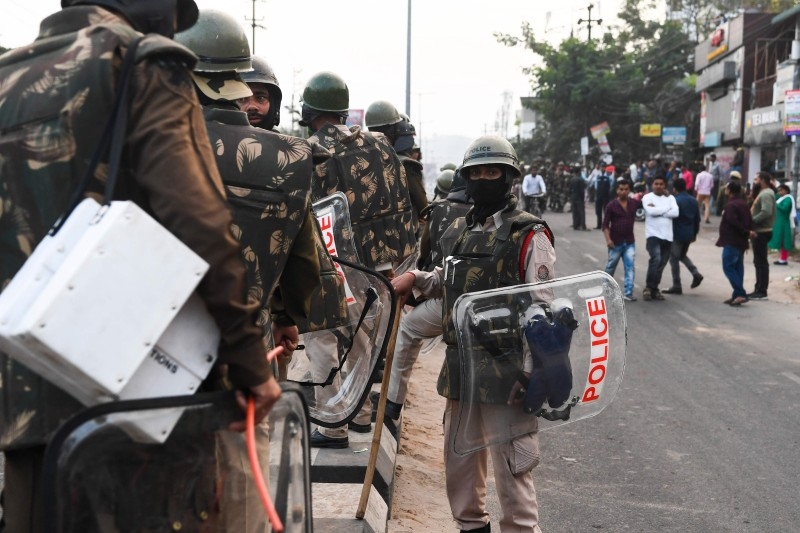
[772,6,800,26]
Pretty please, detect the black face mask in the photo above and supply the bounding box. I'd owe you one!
[466,177,510,225]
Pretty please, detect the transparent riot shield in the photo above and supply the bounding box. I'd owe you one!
[43,385,313,533]
[287,193,396,428]
[451,271,626,456]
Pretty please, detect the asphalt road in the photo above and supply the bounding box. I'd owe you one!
[484,206,800,532]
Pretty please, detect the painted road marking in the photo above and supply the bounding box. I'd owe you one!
[782,372,800,386]
[677,310,708,329]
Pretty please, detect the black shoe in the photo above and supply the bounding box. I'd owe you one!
[746,292,768,300]
[461,524,491,533]
[774,260,788,265]
[310,429,348,449]
[662,287,682,295]
[691,274,704,289]
[384,399,403,420]
[348,421,372,433]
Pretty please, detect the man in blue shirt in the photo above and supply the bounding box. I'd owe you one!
[663,178,703,294]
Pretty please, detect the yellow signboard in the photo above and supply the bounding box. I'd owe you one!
[640,124,661,137]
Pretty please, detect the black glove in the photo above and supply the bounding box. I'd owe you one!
[522,306,578,413]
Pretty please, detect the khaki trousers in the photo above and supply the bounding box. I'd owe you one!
[305,330,372,439]
[216,420,271,532]
[443,400,542,533]
[387,298,443,405]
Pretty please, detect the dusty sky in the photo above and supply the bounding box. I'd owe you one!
[1,0,627,142]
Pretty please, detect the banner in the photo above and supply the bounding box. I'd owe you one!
[598,134,611,154]
[590,121,610,139]
[639,124,661,137]
[784,90,800,136]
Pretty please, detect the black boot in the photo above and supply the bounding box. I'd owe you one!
[461,524,490,533]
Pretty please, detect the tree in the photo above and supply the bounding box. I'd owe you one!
[498,0,701,165]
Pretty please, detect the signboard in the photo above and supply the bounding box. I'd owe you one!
[639,124,661,137]
[707,22,729,62]
[662,126,687,145]
[346,109,364,128]
[783,90,800,136]
[580,136,589,156]
[590,121,611,139]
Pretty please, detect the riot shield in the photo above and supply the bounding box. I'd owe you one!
[43,385,313,533]
[287,193,396,428]
[451,271,626,456]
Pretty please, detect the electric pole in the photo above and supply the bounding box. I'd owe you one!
[577,4,602,41]
[244,0,265,54]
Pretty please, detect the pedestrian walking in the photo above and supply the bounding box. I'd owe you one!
[716,181,752,306]
[642,176,679,301]
[663,178,703,294]
[694,164,714,223]
[602,179,642,301]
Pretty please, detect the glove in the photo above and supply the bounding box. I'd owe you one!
[522,306,578,413]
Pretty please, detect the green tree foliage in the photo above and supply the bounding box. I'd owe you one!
[498,0,792,165]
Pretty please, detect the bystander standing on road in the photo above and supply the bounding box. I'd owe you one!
[569,167,589,230]
[642,176,679,301]
[768,183,796,266]
[602,179,641,301]
[594,166,613,229]
[716,181,752,306]
[663,178,703,295]
[748,171,776,300]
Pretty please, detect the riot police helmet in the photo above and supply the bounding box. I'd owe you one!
[365,100,403,129]
[174,10,253,101]
[174,9,252,73]
[301,71,349,113]
[461,135,521,185]
[436,169,455,193]
[62,0,199,37]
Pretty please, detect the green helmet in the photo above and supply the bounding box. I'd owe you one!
[440,163,457,171]
[174,9,252,73]
[461,135,521,182]
[302,71,349,113]
[436,169,455,192]
[365,100,402,129]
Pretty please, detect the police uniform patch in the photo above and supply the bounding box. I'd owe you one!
[537,264,550,280]
[534,231,551,251]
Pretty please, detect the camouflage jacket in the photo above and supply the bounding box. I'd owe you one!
[0,7,270,448]
[417,188,471,272]
[203,106,320,330]
[398,154,428,222]
[308,124,416,270]
[438,200,553,402]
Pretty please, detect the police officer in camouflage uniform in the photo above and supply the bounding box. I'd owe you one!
[176,11,320,531]
[298,72,416,447]
[366,101,429,225]
[385,168,472,421]
[393,136,555,533]
[237,55,282,132]
[0,2,282,531]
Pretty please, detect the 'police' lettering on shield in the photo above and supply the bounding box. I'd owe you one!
[582,296,609,403]
[317,208,356,304]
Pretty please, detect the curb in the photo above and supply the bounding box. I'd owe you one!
[311,398,403,532]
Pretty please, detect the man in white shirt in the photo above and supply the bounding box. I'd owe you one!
[642,175,679,301]
[694,164,714,224]
[522,165,547,214]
